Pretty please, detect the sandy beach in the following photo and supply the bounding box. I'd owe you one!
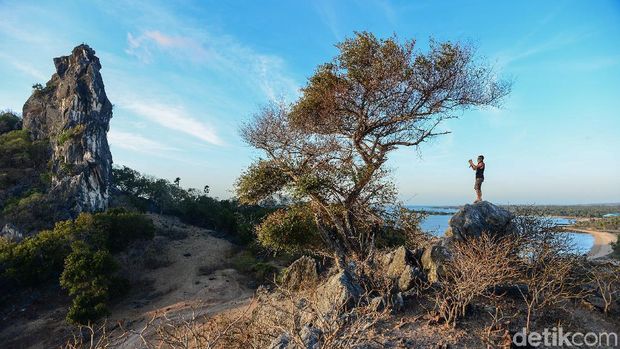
[567,227,618,259]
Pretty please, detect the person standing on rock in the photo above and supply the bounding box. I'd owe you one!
[468,155,485,203]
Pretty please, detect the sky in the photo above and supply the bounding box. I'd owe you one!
[0,0,619,205]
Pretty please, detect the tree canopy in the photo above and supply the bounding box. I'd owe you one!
[237,32,510,264]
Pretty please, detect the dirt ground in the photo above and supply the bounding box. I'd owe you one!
[0,214,255,349]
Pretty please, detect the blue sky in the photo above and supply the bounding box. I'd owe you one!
[1,0,619,205]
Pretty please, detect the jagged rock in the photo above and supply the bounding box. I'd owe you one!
[269,327,322,349]
[448,201,516,241]
[0,223,23,242]
[300,325,322,349]
[315,267,363,315]
[22,44,113,216]
[281,256,319,290]
[380,246,425,292]
[421,242,452,283]
[369,296,385,312]
[269,333,291,349]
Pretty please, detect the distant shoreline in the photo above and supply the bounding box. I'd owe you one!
[562,227,618,259]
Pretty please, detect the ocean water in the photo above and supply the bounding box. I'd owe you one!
[413,206,594,254]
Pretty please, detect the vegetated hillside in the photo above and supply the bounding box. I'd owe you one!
[0,213,258,348]
[575,216,620,233]
[503,204,620,218]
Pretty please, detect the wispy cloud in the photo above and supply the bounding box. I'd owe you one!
[496,30,593,67]
[108,129,179,154]
[125,27,298,101]
[0,52,47,81]
[120,100,223,146]
[126,30,209,64]
[556,55,620,72]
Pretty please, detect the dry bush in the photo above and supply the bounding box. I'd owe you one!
[62,286,391,349]
[516,241,589,333]
[434,234,521,327]
[479,307,514,349]
[517,256,591,333]
[63,321,130,349]
[588,261,620,315]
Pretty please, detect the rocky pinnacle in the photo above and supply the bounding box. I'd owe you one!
[22,44,113,215]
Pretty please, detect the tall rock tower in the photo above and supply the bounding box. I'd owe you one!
[22,44,113,215]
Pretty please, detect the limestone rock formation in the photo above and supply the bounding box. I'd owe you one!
[421,242,452,283]
[379,246,425,292]
[1,223,23,242]
[280,256,319,290]
[447,201,516,240]
[315,267,363,315]
[22,44,113,215]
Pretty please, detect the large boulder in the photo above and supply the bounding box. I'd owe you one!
[380,246,425,292]
[447,201,516,241]
[280,256,319,290]
[315,267,363,315]
[22,44,113,216]
[269,333,291,349]
[421,242,452,283]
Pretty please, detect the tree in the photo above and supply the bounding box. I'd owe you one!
[60,240,119,324]
[237,32,510,265]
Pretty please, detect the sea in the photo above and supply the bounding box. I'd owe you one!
[409,205,594,255]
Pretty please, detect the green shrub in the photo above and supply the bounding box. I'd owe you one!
[229,250,278,282]
[0,111,21,134]
[0,129,49,197]
[60,241,124,324]
[255,205,325,255]
[57,125,86,146]
[611,240,620,259]
[0,210,153,287]
[112,165,273,245]
[0,227,73,286]
[90,208,155,252]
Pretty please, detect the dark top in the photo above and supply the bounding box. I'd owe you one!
[476,163,485,179]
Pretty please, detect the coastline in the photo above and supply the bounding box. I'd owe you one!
[564,227,618,259]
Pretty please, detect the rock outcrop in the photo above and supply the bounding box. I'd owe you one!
[421,242,452,283]
[0,223,23,242]
[22,44,113,215]
[379,246,425,292]
[280,256,319,290]
[315,267,363,315]
[447,201,516,241]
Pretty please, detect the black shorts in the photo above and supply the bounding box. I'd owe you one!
[474,177,483,190]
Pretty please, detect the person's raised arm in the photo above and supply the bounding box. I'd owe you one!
[468,159,476,170]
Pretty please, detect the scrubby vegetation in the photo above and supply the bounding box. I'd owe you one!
[575,216,620,232]
[504,204,620,218]
[112,165,272,245]
[0,110,22,134]
[0,209,154,324]
[0,112,56,233]
[60,209,620,348]
[0,129,49,190]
